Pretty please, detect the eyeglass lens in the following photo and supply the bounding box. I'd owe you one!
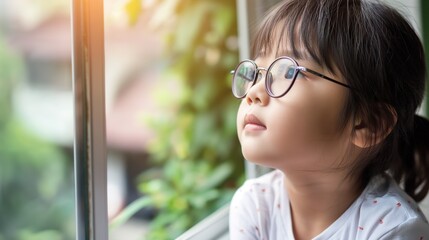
[232,58,296,98]
[232,61,257,98]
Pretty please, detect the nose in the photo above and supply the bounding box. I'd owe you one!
[245,69,270,105]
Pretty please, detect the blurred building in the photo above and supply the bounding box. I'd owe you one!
[3,1,164,219]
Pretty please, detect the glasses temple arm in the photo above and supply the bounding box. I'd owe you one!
[298,67,351,89]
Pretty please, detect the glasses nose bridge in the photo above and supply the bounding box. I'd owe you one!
[255,67,268,83]
[245,66,270,103]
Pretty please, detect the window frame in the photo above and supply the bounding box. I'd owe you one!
[71,0,108,239]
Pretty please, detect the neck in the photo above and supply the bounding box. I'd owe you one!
[282,170,362,240]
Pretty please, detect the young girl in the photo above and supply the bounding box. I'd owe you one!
[229,0,429,239]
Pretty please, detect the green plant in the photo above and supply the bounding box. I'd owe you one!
[0,34,74,240]
[112,160,236,239]
[0,120,75,240]
[112,0,245,239]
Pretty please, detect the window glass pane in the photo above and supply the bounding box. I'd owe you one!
[0,1,75,239]
[104,1,159,238]
[104,0,243,239]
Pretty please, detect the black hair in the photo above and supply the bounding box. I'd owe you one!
[252,0,429,201]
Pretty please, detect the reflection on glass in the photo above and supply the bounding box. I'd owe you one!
[0,1,75,239]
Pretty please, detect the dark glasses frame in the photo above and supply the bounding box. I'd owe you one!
[231,56,351,98]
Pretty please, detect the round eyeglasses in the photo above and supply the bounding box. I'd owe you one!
[231,56,351,98]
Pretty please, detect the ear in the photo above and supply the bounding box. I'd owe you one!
[351,105,397,148]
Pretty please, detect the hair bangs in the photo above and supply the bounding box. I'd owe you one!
[251,0,340,74]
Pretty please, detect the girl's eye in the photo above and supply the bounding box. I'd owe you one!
[285,67,295,79]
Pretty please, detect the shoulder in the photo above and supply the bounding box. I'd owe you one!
[361,174,427,221]
[355,174,429,239]
[379,217,429,239]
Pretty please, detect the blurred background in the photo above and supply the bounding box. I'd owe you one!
[0,0,428,239]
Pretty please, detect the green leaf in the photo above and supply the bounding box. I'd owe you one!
[109,197,153,230]
[197,163,233,191]
[188,189,219,208]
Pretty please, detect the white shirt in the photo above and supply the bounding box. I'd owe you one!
[229,170,429,239]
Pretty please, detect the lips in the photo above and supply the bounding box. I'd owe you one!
[244,114,266,130]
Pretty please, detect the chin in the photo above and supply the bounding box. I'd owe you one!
[242,151,276,169]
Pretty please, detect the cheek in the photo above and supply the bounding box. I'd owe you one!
[265,107,344,170]
[236,100,247,141]
[287,82,347,139]
[268,103,314,153]
[268,87,349,159]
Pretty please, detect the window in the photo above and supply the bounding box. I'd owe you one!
[1,1,427,240]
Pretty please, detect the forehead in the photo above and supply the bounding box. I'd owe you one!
[255,20,313,61]
[253,25,313,66]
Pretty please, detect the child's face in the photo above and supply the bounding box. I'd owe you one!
[236,52,354,172]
